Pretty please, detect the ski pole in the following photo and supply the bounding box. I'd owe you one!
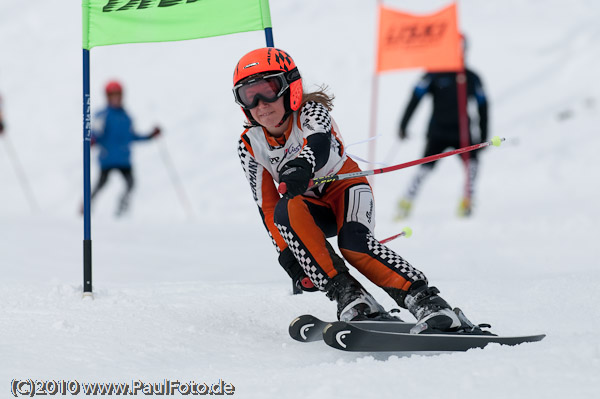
[1,134,39,212]
[279,136,505,194]
[380,227,412,244]
[156,136,195,219]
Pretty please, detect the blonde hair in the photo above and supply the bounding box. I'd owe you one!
[301,85,335,111]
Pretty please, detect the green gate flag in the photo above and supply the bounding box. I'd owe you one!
[82,0,272,49]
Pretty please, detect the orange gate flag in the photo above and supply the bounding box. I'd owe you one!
[376,3,463,73]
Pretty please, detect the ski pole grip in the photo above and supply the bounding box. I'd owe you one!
[278,180,315,195]
[278,182,287,194]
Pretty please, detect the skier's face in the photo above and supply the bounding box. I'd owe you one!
[107,91,122,108]
[249,96,287,137]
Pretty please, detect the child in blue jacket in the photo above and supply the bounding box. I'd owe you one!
[91,81,160,216]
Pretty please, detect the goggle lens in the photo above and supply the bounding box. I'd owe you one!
[235,75,286,109]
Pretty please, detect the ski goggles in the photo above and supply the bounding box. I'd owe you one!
[233,69,299,110]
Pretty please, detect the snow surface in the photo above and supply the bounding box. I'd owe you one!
[1,0,599,398]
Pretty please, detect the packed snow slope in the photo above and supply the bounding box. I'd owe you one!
[1,1,599,398]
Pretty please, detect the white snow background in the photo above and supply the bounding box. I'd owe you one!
[1,0,599,398]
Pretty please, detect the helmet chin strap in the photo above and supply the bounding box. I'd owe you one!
[274,111,292,128]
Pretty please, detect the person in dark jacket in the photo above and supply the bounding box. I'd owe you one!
[396,66,488,218]
[90,81,161,216]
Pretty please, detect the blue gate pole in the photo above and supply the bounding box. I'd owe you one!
[82,48,93,297]
[264,28,274,47]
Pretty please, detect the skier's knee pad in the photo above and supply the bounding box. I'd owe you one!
[273,197,291,228]
[338,221,371,253]
[274,196,312,229]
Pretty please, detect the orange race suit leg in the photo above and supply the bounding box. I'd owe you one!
[273,173,428,309]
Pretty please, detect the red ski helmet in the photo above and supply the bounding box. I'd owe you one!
[105,80,123,95]
[233,48,303,125]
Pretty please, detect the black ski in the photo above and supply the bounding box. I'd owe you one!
[289,314,416,343]
[322,321,546,352]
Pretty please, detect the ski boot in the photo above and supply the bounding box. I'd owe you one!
[326,273,397,322]
[457,197,472,217]
[395,198,412,220]
[404,282,462,334]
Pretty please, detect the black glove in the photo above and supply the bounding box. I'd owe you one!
[278,158,312,198]
[279,248,318,294]
[0,120,5,134]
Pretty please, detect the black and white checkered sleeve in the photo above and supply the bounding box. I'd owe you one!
[297,102,332,173]
[299,101,332,135]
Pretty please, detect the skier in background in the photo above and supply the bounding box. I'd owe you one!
[396,36,488,219]
[90,80,161,216]
[234,47,483,333]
